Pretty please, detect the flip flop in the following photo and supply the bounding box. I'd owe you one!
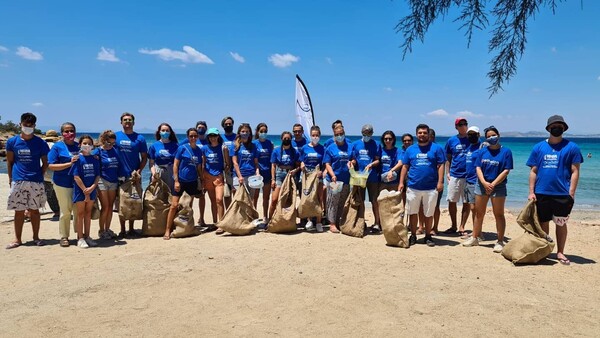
[558,257,571,265]
[6,242,21,249]
[163,235,171,240]
[60,238,70,247]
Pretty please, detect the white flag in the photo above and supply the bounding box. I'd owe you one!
[295,74,314,140]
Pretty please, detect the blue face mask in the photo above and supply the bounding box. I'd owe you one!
[160,131,170,139]
[197,128,206,136]
[335,135,345,143]
[240,132,249,140]
[259,132,268,140]
[486,136,499,145]
[362,136,371,143]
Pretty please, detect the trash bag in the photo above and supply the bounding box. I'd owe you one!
[171,192,201,238]
[378,190,409,248]
[142,174,171,237]
[268,172,298,233]
[502,199,555,264]
[298,170,322,219]
[340,186,366,238]
[118,172,143,220]
[217,185,259,235]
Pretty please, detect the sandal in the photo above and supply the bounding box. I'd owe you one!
[558,256,571,266]
[60,237,70,247]
[329,225,340,234]
[5,242,21,250]
[163,234,171,240]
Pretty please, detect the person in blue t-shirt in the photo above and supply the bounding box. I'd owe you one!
[463,126,513,253]
[461,126,482,241]
[164,128,203,239]
[324,125,352,233]
[253,123,274,220]
[6,112,50,249]
[221,116,236,208]
[300,125,326,232]
[48,122,81,247]
[398,124,445,247]
[115,112,148,238]
[379,130,402,191]
[443,117,471,235]
[70,135,101,248]
[180,121,210,226]
[526,115,583,265]
[148,123,179,193]
[232,123,259,195]
[201,128,228,232]
[268,131,300,221]
[350,124,381,232]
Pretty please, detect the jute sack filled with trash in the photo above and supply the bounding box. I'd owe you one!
[217,185,259,235]
[268,172,298,233]
[297,170,322,219]
[118,171,143,220]
[142,174,171,237]
[502,199,555,264]
[171,192,201,238]
[378,190,409,248]
[340,186,366,238]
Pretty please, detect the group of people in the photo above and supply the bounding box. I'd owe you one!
[5,112,582,264]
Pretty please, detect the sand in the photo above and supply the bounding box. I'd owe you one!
[1,173,599,337]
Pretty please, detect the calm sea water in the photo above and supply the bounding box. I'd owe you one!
[3,134,598,210]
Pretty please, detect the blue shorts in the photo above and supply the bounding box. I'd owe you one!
[464,182,476,203]
[475,181,507,197]
[275,167,290,187]
[73,188,98,203]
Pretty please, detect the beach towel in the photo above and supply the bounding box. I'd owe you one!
[502,199,555,264]
[118,172,143,220]
[340,186,366,238]
[142,174,171,237]
[268,172,298,233]
[298,170,322,219]
[378,191,409,248]
[217,185,259,235]
[171,192,200,238]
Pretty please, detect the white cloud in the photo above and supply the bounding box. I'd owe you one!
[229,51,245,63]
[456,110,483,118]
[426,109,449,117]
[32,102,44,107]
[97,47,120,62]
[0,45,8,52]
[139,46,214,64]
[383,87,392,92]
[268,53,299,68]
[16,46,43,60]
[325,57,333,64]
[551,47,557,53]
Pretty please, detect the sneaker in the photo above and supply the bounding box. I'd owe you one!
[85,237,98,247]
[462,236,479,247]
[478,235,485,242]
[493,241,505,253]
[409,234,417,247]
[316,223,324,233]
[371,224,382,233]
[305,220,315,232]
[77,238,89,248]
[425,236,436,247]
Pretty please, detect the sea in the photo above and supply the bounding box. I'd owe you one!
[2,134,598,211]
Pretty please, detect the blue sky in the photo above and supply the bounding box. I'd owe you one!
[0,0,598,136]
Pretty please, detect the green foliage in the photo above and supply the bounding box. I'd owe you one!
[0,120,21,134]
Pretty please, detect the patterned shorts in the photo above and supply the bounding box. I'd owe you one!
[8,181,47,211]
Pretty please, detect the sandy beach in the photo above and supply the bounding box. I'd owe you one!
[1,173,599,337]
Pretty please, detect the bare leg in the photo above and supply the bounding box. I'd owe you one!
[215,185,224,221]
[207,188,218,223]
[164,196,180,239]
[472,195,489,238]
[12,210,26,244]
[198,192,206,226]
[98,190,109,232]
[458,203,470,233]
[409,214,418,235]
[84,200,94,238]
[417,205,425,234]
[76,202,86,240]
[261,185,270,219]
[491,197,506,242]
[556,225,568,261]
[29,209,41,241]
[448,201,458,230]
[269,187,281,220]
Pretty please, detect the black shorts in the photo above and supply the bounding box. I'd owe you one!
[535,194,574,223]
[173,180,201,197]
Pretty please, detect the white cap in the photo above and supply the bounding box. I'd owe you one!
[467,126,480,133]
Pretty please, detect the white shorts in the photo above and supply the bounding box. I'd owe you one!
[406,188,438,217]
[446,176,466,203]
[7,181,47,211]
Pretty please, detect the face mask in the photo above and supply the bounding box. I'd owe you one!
[282,139,292,146]
[486,136,499,145]
[550,127,564,137]
[335,135,345,143]
[468,134,479,144]
[197,128,206,136]
[224,126,233,133]
[240,132,249,140]
[311,136,320,145]
[160,131,170,139]
[62,132,75,141]
[22,126,34,135]
[80,145,93,153]
[362,136,371,143]
[259,132,268,140]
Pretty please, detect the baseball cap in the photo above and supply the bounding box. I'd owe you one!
[546,115,569,131]
[361,124,374,134]
[207,127,220,136]
[467,126,480,134]
[455,118,468,126]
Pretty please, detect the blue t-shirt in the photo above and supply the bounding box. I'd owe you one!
[445,135,470,178]
[379,146,401,184]
[351,140,380,182]
[526,139,583,196]
[253,139,274,174]
[99,147,126,183]
[201,145,225,177]
[234,143,258,178]
[465,143,481,184]
[271,146,298,167]
[6,135,50,183]
[70,154,100,201]
[115,131,148,176]
[48,141,79,187]
[300,144,325,170]
[148,141,179,166]
[323,142,352,184]
[292,137,307,153]
[222,133,237,158]
[175,144,202,182]
[475,146,513,183]
[402,142,446,190]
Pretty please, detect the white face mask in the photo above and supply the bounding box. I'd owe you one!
[21,126,34,135]
[80,144,93,153]
[311,136,320,145]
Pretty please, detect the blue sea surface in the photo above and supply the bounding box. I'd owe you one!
[3,134,598,210]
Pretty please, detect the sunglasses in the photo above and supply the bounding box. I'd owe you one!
[384,137,393,141]
[105,142,115,146]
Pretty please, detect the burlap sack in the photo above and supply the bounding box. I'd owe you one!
[142,174,171,237]
[268,172,298,233]
[91,198,101,220]
[118,172,143,220]
[377,191,409,248]
[298,170,322,219]
[171,192,201,238]
[502,200,555,264]
[217,185,259,235]
[340,186,366,238]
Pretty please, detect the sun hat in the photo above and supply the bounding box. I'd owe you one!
[361,124,374,134]
[546,115,569,131]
